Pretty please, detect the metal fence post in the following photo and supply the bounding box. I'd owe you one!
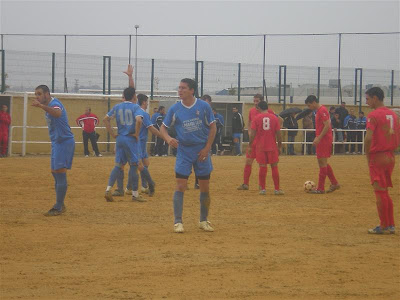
[262,35,266,99]
[51,53,55,93]
[194,35,198,98]
[103,56,111,152]
[200,61,204,97]
[238,63,241,102]
[337,33,342,104]
[391,70,394,106]
[150,59,154,100]
[128,35,132,65]
[0,50,5,93]
[317,67,320,100]
[22,92,28,156]
[64,35,67,93]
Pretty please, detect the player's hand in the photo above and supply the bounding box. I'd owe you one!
[138,160,144,171]
[247,147,252,156]
[131,133,139,140]
[312,137,320,146]
[198,147,209,162]
[111,132,118,139]
[167,137,179,148]
[123,65,134,77]
[31,99,42,108]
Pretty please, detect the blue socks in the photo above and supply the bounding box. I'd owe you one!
[116,167,124,192]
[129,165,139,191]
[140,166,154,187]
[52,172,67,211]
[200,192,210,222]
[108,166,120,187]
[173,191,184,224]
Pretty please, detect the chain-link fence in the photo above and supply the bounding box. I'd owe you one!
[1,32,399,106]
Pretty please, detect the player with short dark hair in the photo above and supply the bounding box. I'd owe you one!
[160,78,217,233]
[364,87,400,234]
[249,101,284,195]
[305,95,340,194]
[32,85,75,216]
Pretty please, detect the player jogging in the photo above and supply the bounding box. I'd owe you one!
[364,87,400,234]
[103,87,149,202]
[32,85,75,216]
[249,101,284,195]
[305,95,340,194]
[160,78,217,233]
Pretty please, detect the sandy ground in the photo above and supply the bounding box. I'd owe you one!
[0,154,399,300]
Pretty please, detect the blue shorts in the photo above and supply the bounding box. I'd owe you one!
[175,143,213,177]
[140,140,148,160]
[51,138,75,170]
[115,135,140,165]
[233,133,242,140]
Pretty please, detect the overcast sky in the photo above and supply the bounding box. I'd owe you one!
[0,0,399,69]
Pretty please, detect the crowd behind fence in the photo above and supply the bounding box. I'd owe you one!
[0,32,399,106]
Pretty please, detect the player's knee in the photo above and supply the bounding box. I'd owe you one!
[372,181,386,191]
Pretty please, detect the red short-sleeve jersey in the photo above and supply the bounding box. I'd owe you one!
[248,107,260,127]
[315,105,332,140]
[366,106,400,153]
[251,112,280,152]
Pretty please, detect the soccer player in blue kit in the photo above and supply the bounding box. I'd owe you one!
[103,87,149,202]
[32,85,75,216]
[160,78,217,233]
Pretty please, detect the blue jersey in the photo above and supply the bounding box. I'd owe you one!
[45,98,74,144]
[139,108,153,142]
[107,101,142,136]
[163,99,215,146]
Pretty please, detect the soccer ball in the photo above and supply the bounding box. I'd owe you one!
[304,181,316,192]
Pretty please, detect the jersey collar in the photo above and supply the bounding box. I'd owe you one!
[181,98,197,109]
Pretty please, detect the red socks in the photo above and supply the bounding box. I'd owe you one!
[374,190,395,228]
[271,166,280,190]
[326,164,338,185]
[244,165,252,185]
[317,166,328,191]
[259,166,267,190]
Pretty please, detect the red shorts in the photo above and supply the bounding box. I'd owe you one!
[316,139,332,159]
[369,152,395,188]
[246,143,257,159]
[256,150,279,165]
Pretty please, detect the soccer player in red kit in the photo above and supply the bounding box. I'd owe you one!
[249,101,284,195]
[0,104,11,157]
[364,87,400,234]
[305,95,340,194]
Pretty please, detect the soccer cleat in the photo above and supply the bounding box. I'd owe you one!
[194,183,200,189]
[174,223,184,233]
[385,226,395,234]
[155,154,159,157]
[125,188,132,195]
[97,154,103,157]
[308,189,325,194]
[85,155,89,158]
[237,184,249,190]
[327,184,341,193]
[132,195,147,202]
[104,190,114,202]
[368,226,388,234]
[44,208,63,217]
[259,189,266,195]
[162,154,167,157]
[199,221,214,232]
[112,189,124,197]
[274,190,285,195]
[148,183,155,197]
[141,187,149,194]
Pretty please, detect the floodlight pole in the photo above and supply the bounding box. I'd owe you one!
[128,35,132,64]
[135,25,139,89]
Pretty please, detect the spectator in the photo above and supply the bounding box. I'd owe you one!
[329,106,336,119]
[356,111,367,154]
[211,108,224,155]
[283,112,298,155]
[150,107,158,156]
[302,111,315,155]
[331,112,344,153]
[343,108,357,154]
[0,104,11,157]
[201,94,212,105]
[76,107,102,157]
[232,106,244,156]
[154,106,168,156]
[335,102,349,127]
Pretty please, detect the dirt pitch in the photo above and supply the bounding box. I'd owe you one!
[0,155,399,300]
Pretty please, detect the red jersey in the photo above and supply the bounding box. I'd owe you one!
[248,107,260,127]
[366,106,400,153]
[251,112,280,152]
[315,105,332,140]
[76,113,99,133]
[0,111,11,132]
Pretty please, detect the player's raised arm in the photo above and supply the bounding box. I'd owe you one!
[32,99,62,118]
[123,64,135,88]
